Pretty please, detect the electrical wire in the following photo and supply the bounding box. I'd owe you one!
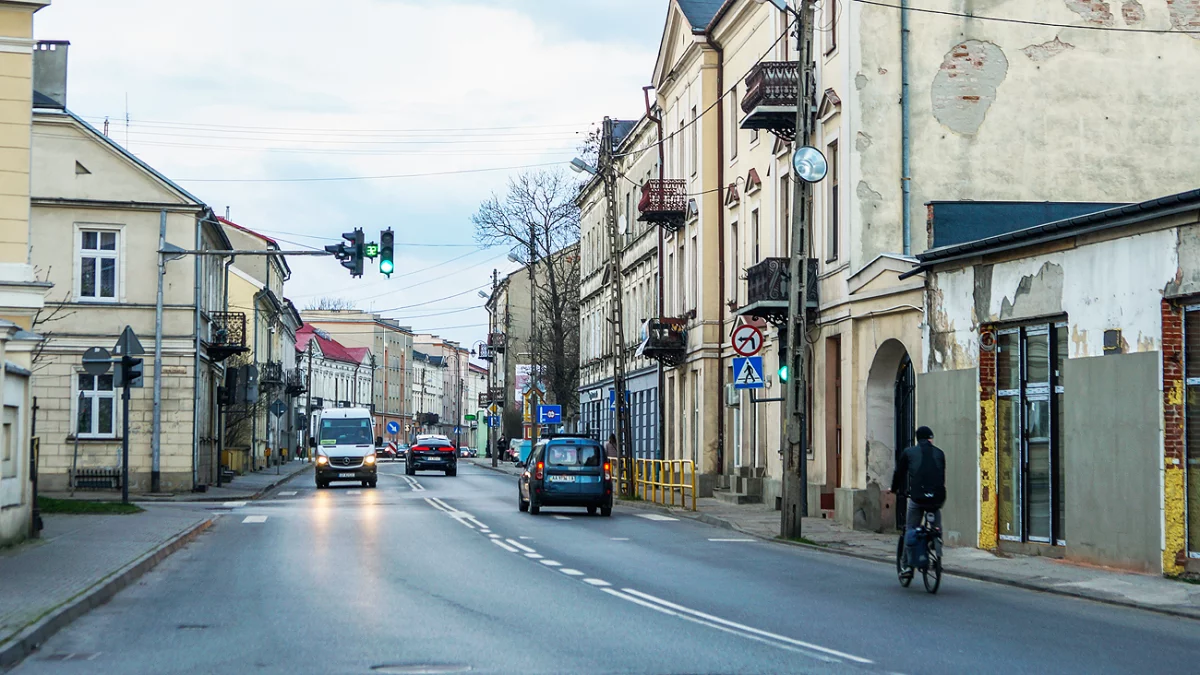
[289,248,498,299]
[375,283,494,312]
[77,115,595,135]
[853,0,1200,33]
[177,161,566,183]
[254,228,487,248]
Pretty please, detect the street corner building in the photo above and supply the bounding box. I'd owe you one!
[912,191,1200,576]
[24,43,232,495]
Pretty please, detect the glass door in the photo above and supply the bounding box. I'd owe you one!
[996,329,1022,541]
[1024,328,1053,543]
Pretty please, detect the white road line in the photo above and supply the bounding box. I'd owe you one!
[620,588,873,664]
[610,537,630,541]
[634,513,678,521]
[223,501,247,508]
[346,490,361,495]
[424,498,452,513]
[454,518,476,530]
[524,553,543,559]
[488,533,501,539]
[278,491,297,496]
[583,578,611,587]
[491,539,519,553]
[241,515,268,523]
[709,538,755,542]
[539,560,562,567]
[559,569,584,576]
[506,539,536,553]
[519,536,533,540]
[466,518,488,529]
[479,529,491,534]
[552,516,572,520]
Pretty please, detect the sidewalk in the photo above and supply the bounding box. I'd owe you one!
[0,505,213,668]
[467,459,1200,619]
[42,460,313,503]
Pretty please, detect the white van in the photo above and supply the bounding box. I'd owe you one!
[314,407,380,489]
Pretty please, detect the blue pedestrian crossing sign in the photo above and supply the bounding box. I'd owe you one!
[454,425,462,434]
[733,356,765,389]
[386,421,400,435]
[537,405,562,425]
[609,389,630,411]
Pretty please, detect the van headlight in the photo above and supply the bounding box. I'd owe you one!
[364,454,376,465]
[316,455,329,466]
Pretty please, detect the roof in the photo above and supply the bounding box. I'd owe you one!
[219,216,292,277]
[677,0,725,31]
[906,189,1200,278]
[469,363,489,375]
[927,201,1124,249]
[296,324,371,365]
[612,120,638,148]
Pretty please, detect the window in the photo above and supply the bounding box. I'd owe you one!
[827,141,839,261]
[690,107,698,176]
[79,229,119,300]
[729,87,739,160]
[752,208,761,264]
[780,176,791,255]
[1,406,15,478]
[688,236,697,310]
[678,118,685,177]
[77,372,117,438]
[730,221,739,302]
[826,0,838,55]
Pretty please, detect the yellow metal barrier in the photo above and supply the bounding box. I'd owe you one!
[621,458,697,511]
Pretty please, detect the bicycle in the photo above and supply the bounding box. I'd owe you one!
[895,508,942,594]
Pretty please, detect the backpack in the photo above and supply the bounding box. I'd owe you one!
[908,443,946,508]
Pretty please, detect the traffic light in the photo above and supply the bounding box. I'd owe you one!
[324,229,365,277]
[116,355,144,388]
[379,228,395,277]
[777,327,790,383]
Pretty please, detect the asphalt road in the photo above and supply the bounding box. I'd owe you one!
[12,462,1200,675]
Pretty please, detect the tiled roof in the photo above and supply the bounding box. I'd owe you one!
[296,324,369,365]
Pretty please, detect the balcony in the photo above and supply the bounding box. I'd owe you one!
[205,311,248,362]
[636,179,688,232]
[487,331,506,354]
[285,368,307,396]
[735,258,819,326]
[260,361,284,387]
[635,318,687,367]
[740,61,799,141]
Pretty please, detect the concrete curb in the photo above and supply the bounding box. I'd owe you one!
[144,464,314,503]
[614,499,1200,622]
[0,517,215,670]
[466,459,522,477]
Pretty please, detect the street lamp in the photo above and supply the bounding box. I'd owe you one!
[751,0,797,15]
[569,157,598,176]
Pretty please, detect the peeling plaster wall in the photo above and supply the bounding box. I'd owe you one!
[925,228,1180,370]
[850,1,1200,269]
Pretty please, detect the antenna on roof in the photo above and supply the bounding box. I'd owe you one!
[225,206,230,220]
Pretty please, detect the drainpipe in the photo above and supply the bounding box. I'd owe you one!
[152,210,166,493]
[192,213,203,489]
[706,31,727,476]
[901,0,912,256]
[644,85,666,460]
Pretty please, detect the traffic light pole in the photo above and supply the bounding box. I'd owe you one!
[781,0,815,540]
[121,355,134,504]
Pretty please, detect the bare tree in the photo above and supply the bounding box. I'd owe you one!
[304,297,357,311]
[473,169,581,421]
[223,352,267,451]
[29,266,76,373]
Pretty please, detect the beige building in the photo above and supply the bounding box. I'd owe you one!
[414,334,469,440]
[301,309,412,440]
[28,105,230,494]
[0,2,50,547]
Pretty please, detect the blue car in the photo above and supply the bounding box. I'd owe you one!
[518,436,613,516]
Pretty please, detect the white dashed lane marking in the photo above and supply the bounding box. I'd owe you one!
[278,491,297,496]
[539,560,562,567]
[242,516,268,523]
[525,553,543,559]
[492,539,519,553]
[347,490,362,495]
[583,578,611,587]
[634,514,678,521]
[559,569,584,576]
[506,539,536,553]
[611,537,630,541]
[552,515,572,520]
[223,502,247,508]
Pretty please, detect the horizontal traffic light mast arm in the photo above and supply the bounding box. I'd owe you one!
[158,249,335,256]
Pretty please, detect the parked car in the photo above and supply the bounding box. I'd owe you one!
[458,447,477,458]
[314,407,379,489]
[507,439,532,464]
[518,436,612,516]
[375,443,398,460]
[406,438,458,476]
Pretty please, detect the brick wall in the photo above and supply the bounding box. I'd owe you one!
[978,326,998,550]
[1161,300,1187,575]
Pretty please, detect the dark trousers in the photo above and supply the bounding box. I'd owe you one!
[895,493,908,531]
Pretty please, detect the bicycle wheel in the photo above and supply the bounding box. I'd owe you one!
[896,534,912,587]
[922,539,942,594]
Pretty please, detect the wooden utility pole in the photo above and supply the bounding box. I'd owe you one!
[782,0,815,539]
[601,117,634,496]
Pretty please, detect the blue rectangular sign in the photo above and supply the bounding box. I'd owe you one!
[487,415,500,428]
[608,389,631,411]
[732,356,765,390]
[537,405,563,425]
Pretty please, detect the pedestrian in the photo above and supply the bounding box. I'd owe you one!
[606,433,617,461]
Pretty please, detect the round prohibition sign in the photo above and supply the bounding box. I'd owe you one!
[731,324,765,357]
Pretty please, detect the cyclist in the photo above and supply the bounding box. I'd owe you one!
[890,426,945,578]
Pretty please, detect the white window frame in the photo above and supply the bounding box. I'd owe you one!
[75,224,125,303]
[74,370,118,439]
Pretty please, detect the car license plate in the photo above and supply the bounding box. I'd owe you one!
[338,472,355,478]
[548,475,575,483]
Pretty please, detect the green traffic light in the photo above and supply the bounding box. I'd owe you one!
[778,364,790,383]
[380,259,394,274]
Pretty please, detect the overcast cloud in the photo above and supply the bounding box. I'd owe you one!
[34,0,666,348]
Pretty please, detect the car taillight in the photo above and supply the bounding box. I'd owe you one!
[535,461,544,480]
[603,461,612,480]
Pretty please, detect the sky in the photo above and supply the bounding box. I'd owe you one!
[34,0,668,352]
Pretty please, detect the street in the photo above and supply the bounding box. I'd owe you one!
[10,462,1198,675]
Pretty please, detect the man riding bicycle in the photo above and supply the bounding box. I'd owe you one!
[890,426,946,579]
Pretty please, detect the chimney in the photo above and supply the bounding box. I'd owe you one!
[33,40,69,110]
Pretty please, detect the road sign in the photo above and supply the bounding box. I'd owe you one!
[113,326,145,357]
[386,420,400,435]
[487,403,500,415]
[537,405,562,425]
[733,356,765,390]
[731,324,764,357]
[609,389,630,411]
[454,425,462,435]
[82,346,112,376]
[464,414,477,422]
[487,415,500,428]
[270,399,286,418]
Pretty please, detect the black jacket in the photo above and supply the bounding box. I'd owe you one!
[891,440,946,508]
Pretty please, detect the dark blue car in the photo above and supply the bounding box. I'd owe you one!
[518,436,612,516]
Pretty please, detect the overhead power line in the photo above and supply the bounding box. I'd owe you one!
[77,114,595,135]
[177,161,566,183]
